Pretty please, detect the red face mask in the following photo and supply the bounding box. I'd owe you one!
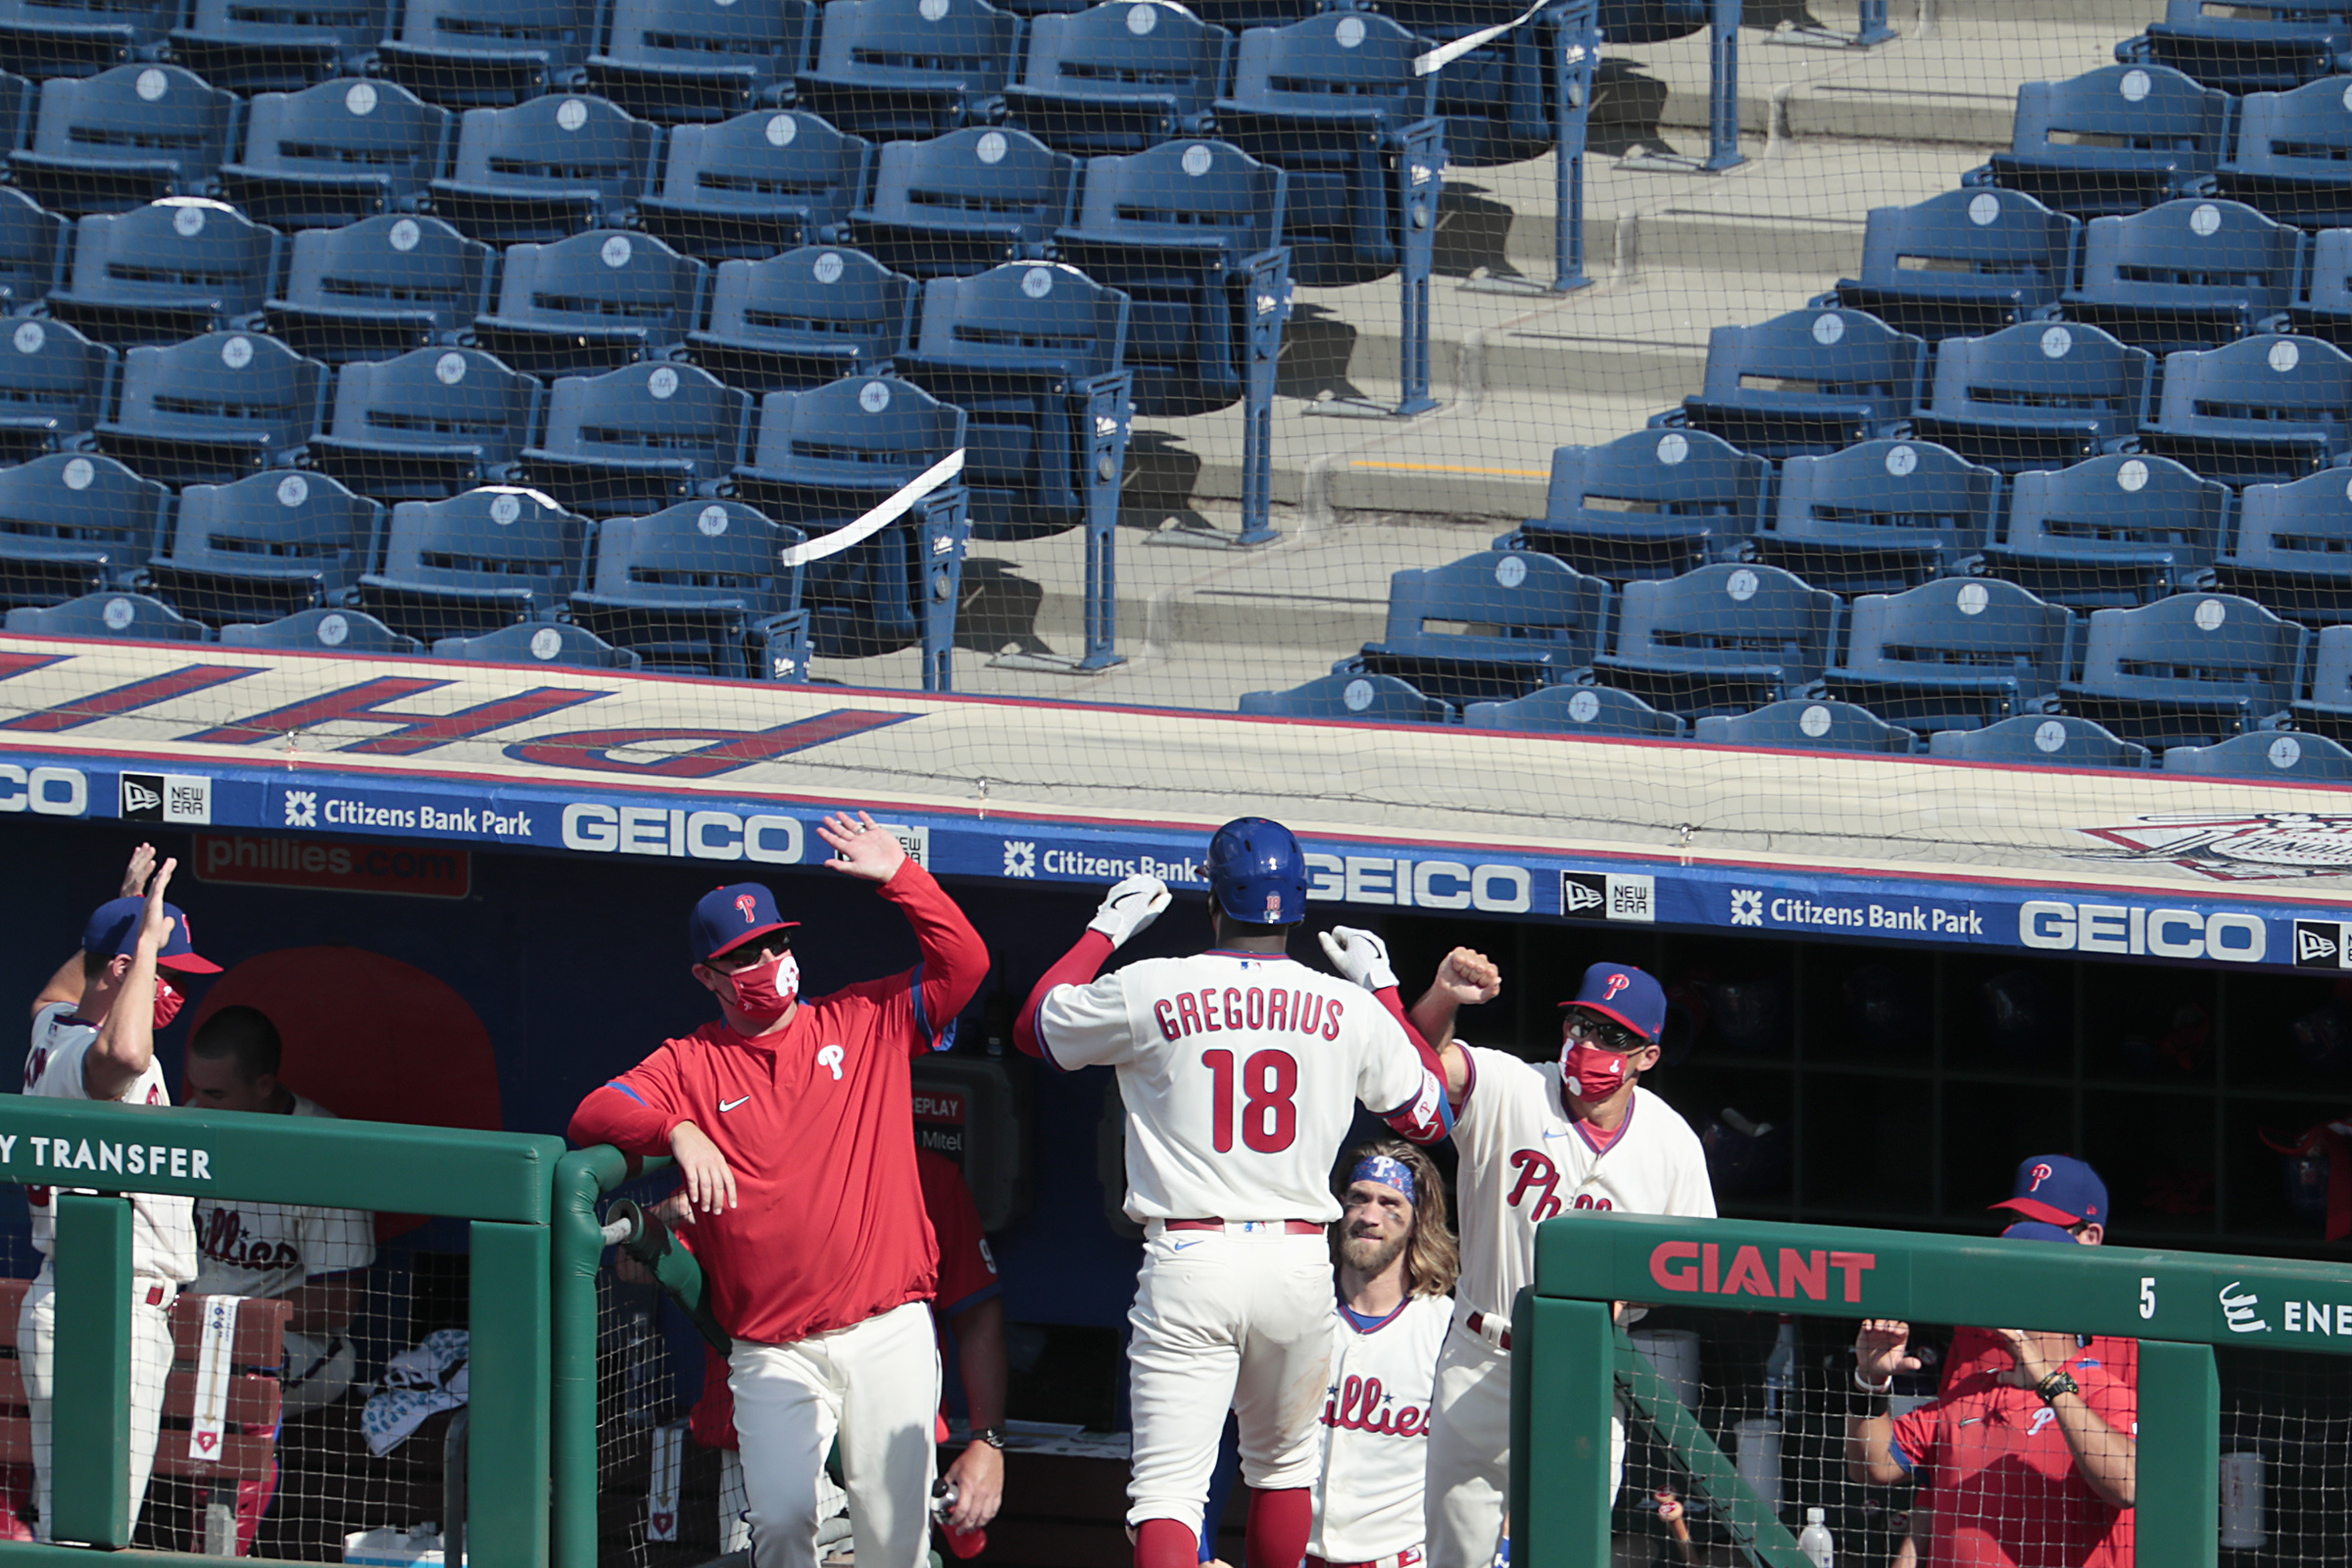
[1560,1042,1630,1102]
[152,976,184,1031]
[725,951,800,1023]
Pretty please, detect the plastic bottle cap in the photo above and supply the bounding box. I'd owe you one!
[1807,1508,1825,1523]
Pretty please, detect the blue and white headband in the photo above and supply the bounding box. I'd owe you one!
[1350,1154,1417,1205]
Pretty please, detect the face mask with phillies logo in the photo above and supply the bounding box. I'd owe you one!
[152,976,185,1031]
[1559,1042,1630,1102]
[726,951,800,1023]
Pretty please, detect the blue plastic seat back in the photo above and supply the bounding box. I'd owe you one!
[1375,550,1611,665]
[2309,619,2352,704]
[1694,699,1919,755]
[2001,64,2230,181]
[794,0,1021,140]
[2231,466,2352,575]
[382,0,603,102]
[587,0,817,122]
[1842,577,2076,696]
[434,617,642,665]
[51,199,286,348]
[1238,670,1453,723]
[376,483,589,602]
[222,79,456,227]
[0,185,70,311]
[0,451,168,604]
[2076,591,2308,710]
[745,373,964,492]
[2000,452,2231,579]
[535,359,751,481]
[1771,438,2003,558]
[637,111,873,261]
[854,126,1078,277]
[1682,306,1928,458]
[323,346,544,466]
[482,228,710,349]
[220,605,426,651]
[906,261,1127,379]
[690,245,915,391]
[168,0,395,94]
[1926,712,2150,767]
[1462,682,1686,736]
[2137,0,2352,94]
[4,588,206,639]
[1835,187,2081,340]
[1608,563,1841,681]
[2305,226,2352,315]
[2220,74,2352,228]
[0,0,179,77]
[579,499,798,611]
[1224,11,1427,123]
[105,330,327,461]
[2067,197,2303,348]
[1004,1,1233,154]
[1373,0,1558,168]
[9,65,243,214]
[2163,727,2352,778]
[1064,137,1283,262]
[441,95,662,205]
[0,317,117,460]
[1917,321,2154,463]
[269,215,498,364]
[155,468,384,622]
[2146,333,2352,480]
[1524,427,1770,582]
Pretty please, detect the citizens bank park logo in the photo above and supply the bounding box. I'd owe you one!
[2078,812,2352,881]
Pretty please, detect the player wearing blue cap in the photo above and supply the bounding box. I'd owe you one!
[1014,817,1450,1568]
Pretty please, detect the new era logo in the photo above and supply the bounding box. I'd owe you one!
[121,775,162,818]
[1560,871,1656,923]
[1562,874,1605,913]
[2295,920,2350,968]
[119,772,210,825]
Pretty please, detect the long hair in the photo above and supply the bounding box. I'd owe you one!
[1334,1139,1459,1298]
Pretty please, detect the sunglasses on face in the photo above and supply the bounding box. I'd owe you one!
[707,941,788,974]
[1563,1014,1642,1054]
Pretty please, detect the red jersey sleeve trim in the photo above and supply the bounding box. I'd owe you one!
[1016,928,1113,1062]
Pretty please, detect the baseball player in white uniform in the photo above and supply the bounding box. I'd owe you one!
[20,853,217,1543]
[1309,1141,1456,1568]
[1013,818,1450,1568]
[1372,949,1716,1568]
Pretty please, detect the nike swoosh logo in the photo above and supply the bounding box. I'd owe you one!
[1170,1240,1202,1250]
[719,1096,751,1112]
[1544,1130,1572,1139]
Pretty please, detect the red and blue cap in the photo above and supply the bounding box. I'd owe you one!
[1559,961,1666,1043]
[80,896,219,974]
[690,883,799,964]
[1991,1153,2106,1228]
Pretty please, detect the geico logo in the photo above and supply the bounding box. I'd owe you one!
[2018,900,2268,963]
[0,764,87,816]
[562,804,803,863]
[1303,853,1532,913]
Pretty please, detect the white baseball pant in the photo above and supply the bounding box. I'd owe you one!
[728,1298,940,1568]
[19,1268,175,1544]
[1126,1224,1334,1540]
[720,1450,850,1559]
[1423,1324,1623,1568]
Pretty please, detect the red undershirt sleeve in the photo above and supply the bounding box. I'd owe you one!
[1014,929,1114,1060]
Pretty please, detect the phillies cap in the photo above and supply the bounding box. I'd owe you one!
[2001,1220,2081,1245]
[1558,961,1667,1043]
[80,896,220,974]
[1991,1153,2107,1228]
[690,883,799,963]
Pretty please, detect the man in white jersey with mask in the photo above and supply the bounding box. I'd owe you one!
[21,851,217,1543]
[1309,1139,1456,1568]
[1013,817,1450,1568]
[1337,946,1713,1568]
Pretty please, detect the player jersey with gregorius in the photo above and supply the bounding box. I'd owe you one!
[1311,1292,1451,1563]
[1448,1045,1714,1320]
[23,1003,196,1283]
[1037,952,1445,1223]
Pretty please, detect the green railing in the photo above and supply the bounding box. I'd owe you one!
[1512,1214,2352,1568]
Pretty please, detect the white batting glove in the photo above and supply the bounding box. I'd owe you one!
[1088,874,1170,950]
[1318,926,1397,992]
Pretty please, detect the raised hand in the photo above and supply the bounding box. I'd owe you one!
[1088,874,1170,949]
[817,810,907,882]
[1318,926,1398,992]
[136,858,179,953]
[1854,1318,1920,1383]
[1435,947,1501,1005]
[119,843,158,899]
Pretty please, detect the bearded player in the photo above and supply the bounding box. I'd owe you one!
[1013,817,1450,1568]
[569,811,989,1568]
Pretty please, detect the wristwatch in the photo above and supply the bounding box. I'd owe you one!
[2034,1370,2080,1405]
[970,1426,1006,1449]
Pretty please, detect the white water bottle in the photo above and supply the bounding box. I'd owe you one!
[1797,1507,1834,1568]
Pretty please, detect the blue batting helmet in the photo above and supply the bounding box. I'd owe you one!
[1207,816,1306,925]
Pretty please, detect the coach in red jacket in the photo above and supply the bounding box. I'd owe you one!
[570,810,990,1568]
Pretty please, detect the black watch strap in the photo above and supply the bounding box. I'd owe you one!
[2034,1370,2080,1405]
[971,1426,1006,1449]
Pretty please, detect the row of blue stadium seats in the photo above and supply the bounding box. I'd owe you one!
[2117,0,2352,96]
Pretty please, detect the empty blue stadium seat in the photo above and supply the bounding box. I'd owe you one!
[1237,670,1453,723]
[470,229,710,379]
[1590,562,1843,719]
[427,95,662,245]
[7,65,244,218]
[220,605,427,652]
[358,482,590,638]
[849,126,1077,279]
[265,214,497,366]
[1503,427,1771,586]
[586,0,816,123]
[4,588,207,639]
[1760,438,2000,595]
[729,373,970,688]
[2060,591,2309,748]
[1926,712,2151,768]
[567,499,810,678]
[2216,466,2352,625]
[1694,699,1919,755]
[2122,0,2352,95]
[2216,75,2352,232]
[631,110,874,263]
[1988,453,2229,609]
[1342,550,1610,707]
[433,617,642,666]
[1003,0,1231,156]
[0,68,28,151]
[1183,0,1314,27]
[684,244,915,395]
[522,360,752,515]
[1376,0,1558,170]
[1462,682,1687,737]
[379,0,600,107]
[147,468,384,625]
[2137,333,2352,485]
[2061,198,2302,356]
[1666,306,1928,462]
[0,185,69,313]
[2288,620,2352,739]
[2287,227,2352,352]
[168,0,393,92]
[1983,65,2230,220]
[1909,320,2154,476]
[0,316,116,463]
[0,0,175,81]
[94,330,328,486]
[2165,727,2352,779]
[45,199,285,350]
[1209,11,1440,289]
[220,79,456,233]
[1822,576,2075,733]
[1599,0,1705,45]
[1829,187,2082,343]
[309,345,542,500]
[1053,137,1284,417]
[0,451,168,607]
[792,0,1021,144]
